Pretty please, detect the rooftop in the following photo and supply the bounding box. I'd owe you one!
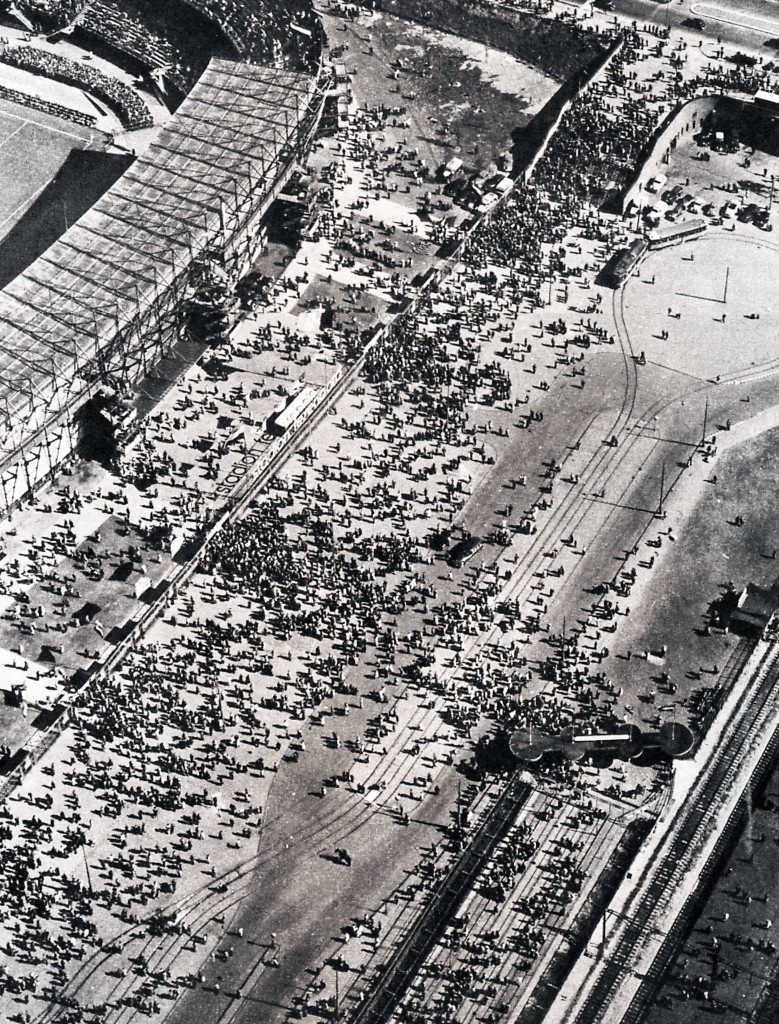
[0,58,315,453]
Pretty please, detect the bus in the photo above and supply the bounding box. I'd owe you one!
[447,535,484,568]
[648,217,706,249]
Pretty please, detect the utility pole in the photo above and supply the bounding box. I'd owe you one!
[657,461,666,518]
[702,395,709,445]
[635,181,642,233]
[744,786,753,863]
[82,845,93,893]
[456,777,464,846]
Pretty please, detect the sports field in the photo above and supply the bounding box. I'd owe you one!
[0,96,108,246]
[623,230,779,382]
[0,97,132,286]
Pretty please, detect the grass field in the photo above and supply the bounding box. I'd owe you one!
[623,229,779,382]
[327,9,559,176]
[0,97,132,286]
[0,95,108,247]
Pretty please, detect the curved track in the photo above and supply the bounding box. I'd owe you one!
[39,242,779,1023]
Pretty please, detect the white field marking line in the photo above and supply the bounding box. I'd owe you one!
[0,177,58,236]
[0,103,95,142]
[0,120,25,151]
[0,123,101,237]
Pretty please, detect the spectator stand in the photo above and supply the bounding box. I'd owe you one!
[0,59,328,517]
[0,76,93,124]
[0,43,153,127]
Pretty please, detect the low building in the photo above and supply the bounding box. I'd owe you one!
[754,89,779,116]
[729,582,779,638]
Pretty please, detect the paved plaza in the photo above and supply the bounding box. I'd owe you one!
[0,2,776,1024]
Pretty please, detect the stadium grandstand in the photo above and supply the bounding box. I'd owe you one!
[6,0,323,95]
[0,54,329,514]
[0,44,154,128]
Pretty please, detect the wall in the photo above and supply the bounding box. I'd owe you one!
[513,36,624,185]
[619,94,724,214]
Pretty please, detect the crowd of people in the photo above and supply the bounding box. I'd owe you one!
[182,0,323,72]
[0,45,153,128]
[0,3,773,1023]
[0,77,95,125]
[14,0,323,90]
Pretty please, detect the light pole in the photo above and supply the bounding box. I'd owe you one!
[82,844,93,892]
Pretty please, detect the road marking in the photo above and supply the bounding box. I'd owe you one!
[692,1,779,35]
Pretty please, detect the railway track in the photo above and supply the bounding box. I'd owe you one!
[25,207,779,1024]
[554,638,779,1024]
[62,280,779,1023]
[348,771,531,1024]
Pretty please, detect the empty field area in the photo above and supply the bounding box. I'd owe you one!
[0,97,109,245]
[0,98,128,286]
[324,8,560,176]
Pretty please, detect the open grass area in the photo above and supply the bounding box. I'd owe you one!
[623,230,779,383]
[375,15,558,164]
[0,96,112,281]
[332,8,560,175]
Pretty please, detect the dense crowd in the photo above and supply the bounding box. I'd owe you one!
[0,78,95,125]
[15,0,323,87]
[0,4,773,1023]
[181,0,323,71]
[75,0,223,95]
[0,45,153,128]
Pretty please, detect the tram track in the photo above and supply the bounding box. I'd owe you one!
[32,231,779,1023]
[117,274,779,1023]
[556,638,779,1024]
[403,804,621,1024]
[349,771,532,1024]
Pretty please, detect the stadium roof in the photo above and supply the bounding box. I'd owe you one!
[0,58,315,438]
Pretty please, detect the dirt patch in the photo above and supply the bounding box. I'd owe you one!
[357,13,560,172]
[374,0,607,81]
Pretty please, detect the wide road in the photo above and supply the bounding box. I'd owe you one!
[600,0,779,51]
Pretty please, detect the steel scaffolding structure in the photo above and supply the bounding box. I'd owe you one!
[0,57,327,514]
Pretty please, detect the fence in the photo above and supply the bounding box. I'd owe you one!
[514,35,624,185]
[619,94,722,214]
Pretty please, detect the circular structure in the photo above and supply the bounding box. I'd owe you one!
[507,727,547,762]
[509,721,694,764]
[622,230,779,383]
[658,720,695,758]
